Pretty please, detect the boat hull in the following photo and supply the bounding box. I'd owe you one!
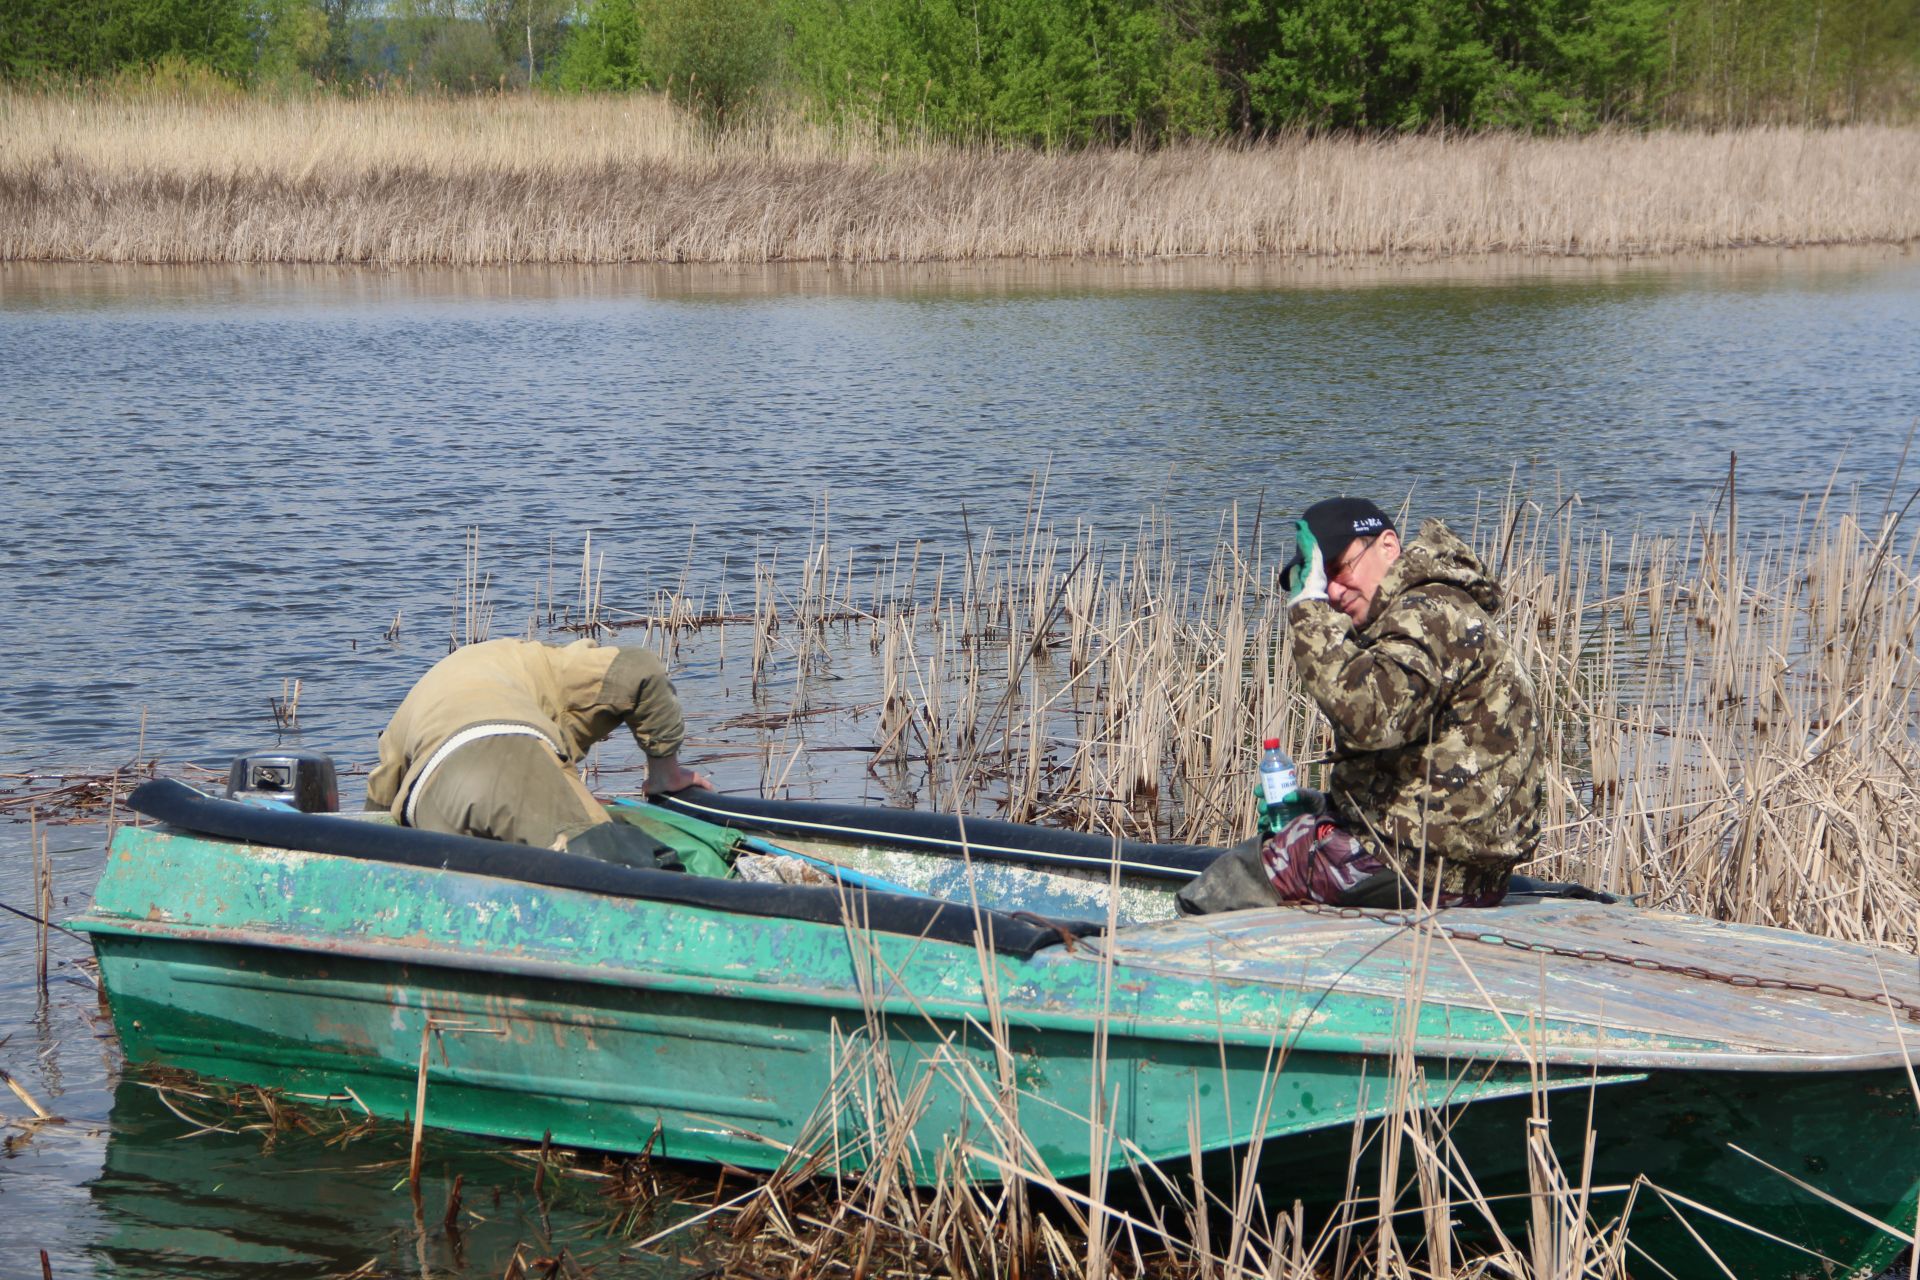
[92,927,1564,1178]
[90,922,1919,1280]
[79,800,1920,1280]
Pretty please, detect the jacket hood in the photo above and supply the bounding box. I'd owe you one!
[1369,519,1501,621]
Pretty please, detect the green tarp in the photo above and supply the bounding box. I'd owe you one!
[607,801,739,879]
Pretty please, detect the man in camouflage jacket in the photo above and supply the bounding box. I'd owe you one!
[1178,497,1544,913]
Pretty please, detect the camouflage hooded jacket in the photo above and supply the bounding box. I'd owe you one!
[1287,520,1545,887]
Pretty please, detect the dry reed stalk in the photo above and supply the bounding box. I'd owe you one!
[467,526,493,645]
[32,809,50,992]
[401,1018,508,1195]
[408,1020,431,1192]
[1,1067,54,1122]
[3,88,1918,264]
[269,677,302,729]
[769,915,1635,1280]
[575,532,594,632]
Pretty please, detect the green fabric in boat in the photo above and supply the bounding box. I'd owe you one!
[607,801,739,879]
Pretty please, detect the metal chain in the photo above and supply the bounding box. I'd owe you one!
[1288,902,1920,1025]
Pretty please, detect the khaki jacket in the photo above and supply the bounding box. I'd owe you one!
[1287,520,1544,886]
[365,638,685,822]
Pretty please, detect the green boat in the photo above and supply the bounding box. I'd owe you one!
[76,773,1920,1279]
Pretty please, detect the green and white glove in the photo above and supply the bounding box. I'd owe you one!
[1284,519,1328,606]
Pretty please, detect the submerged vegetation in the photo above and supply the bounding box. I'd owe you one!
[4,88,1917,264]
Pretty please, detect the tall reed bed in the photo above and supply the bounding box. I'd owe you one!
[4,88,1918,263]
[1513,478,1920,950]
[602,475,1920,955]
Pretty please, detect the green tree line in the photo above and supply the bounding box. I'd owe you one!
[1,0,572,91]
[4,0,1915,133]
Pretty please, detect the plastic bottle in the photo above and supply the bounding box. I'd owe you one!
[1257,738,1299,836]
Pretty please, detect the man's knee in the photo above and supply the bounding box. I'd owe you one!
[1175,837,1279,915]
[1179,810,1391,916]
[1260,812,1387,905]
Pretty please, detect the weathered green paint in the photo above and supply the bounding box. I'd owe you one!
[76,821,1920,1280]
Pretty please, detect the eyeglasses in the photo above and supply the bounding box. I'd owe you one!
[1329,537,1378,588]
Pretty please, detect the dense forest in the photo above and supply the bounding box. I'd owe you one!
[4,0,1915,136]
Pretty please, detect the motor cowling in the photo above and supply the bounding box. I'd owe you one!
[226,751,339,813]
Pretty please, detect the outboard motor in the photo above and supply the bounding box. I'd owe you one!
[226,751,340,813]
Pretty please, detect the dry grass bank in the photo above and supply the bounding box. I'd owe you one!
[3,89,1919,264]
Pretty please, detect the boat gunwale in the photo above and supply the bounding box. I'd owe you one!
[122,778,1098,958]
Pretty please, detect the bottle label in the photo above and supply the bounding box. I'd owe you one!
[1261,766,1296,807]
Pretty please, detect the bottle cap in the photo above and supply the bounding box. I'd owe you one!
[1262,737,1280,750]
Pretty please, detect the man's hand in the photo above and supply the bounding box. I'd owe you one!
[1285,519,1328,606]
[645,754,713,796]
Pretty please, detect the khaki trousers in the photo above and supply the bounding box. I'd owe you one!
[407,735,611,850]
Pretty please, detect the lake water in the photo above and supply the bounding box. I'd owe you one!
[3,248,1918,1275]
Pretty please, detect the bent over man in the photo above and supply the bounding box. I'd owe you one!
[1180,497,1544,913]
[366,637,710,861]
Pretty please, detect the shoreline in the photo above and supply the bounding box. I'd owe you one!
[4,241,1914,303]
[5,92,1918,267]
